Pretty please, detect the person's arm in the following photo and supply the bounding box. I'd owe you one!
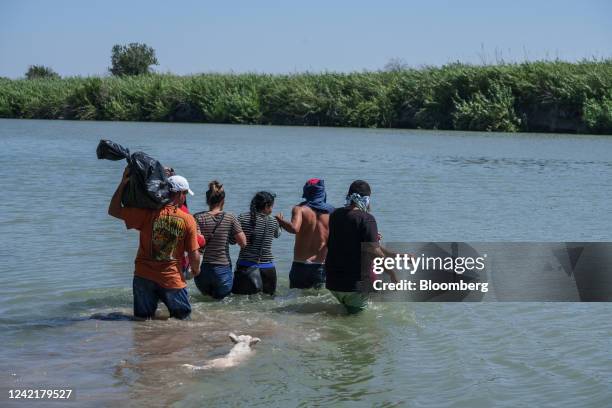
[381,251,399,283]
[108,167,130,219]
[275,207,302,234]
[234,231,247,249]
[273,218,281,238]
[195,217,202,236]
[184,218,201,276]
[193,215,206,248]
[363,216,399,283]
[188,250,201,277]
[229,215,247,248]
[364,243,399,283]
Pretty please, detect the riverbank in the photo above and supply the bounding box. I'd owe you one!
[1,60,611,134]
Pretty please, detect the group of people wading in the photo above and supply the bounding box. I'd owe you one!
[109,167,394,319]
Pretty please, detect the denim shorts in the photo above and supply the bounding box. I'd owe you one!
[194,263,233,299]
[132,276,191,320]
[289,261,326,289]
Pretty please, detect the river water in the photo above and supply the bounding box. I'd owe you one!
[1,119,611,407]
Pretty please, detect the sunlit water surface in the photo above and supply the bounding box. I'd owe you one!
[1,119,611,407]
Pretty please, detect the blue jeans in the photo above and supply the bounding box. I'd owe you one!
[194,263,233,299]
[132,276,191,320]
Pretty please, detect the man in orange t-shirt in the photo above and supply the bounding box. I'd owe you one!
[109,167,201,320]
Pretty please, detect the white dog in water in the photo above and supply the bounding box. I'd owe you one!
[183,333,261,370]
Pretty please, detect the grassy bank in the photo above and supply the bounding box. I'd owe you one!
[1,60,611,134]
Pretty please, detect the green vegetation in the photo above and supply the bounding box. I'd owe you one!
[1,60,611,134]
[109,43,158,76]
[25,65,60,80]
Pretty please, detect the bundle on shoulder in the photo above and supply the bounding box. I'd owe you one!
[96,139,171,209]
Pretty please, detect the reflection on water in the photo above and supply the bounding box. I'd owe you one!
[439,155,612,170]
[1,120,612,407]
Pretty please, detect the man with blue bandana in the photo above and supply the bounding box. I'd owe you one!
[275,178,334,289]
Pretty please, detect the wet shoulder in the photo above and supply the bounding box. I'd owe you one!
[298,204,317,219]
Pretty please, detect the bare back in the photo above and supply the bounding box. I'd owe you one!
[293,205,330,263]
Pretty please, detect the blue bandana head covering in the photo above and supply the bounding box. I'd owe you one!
[346,193,370,212]
[300,178,335,214]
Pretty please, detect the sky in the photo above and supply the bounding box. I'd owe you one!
[0,0,610,78]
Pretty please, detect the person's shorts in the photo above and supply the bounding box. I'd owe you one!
[132,276,191,319]
[329,290,369,314]
[194,263,233,299]
[289,261,326,289]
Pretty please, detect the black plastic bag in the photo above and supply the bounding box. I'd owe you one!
[96,139,172,209]
[95,140,130,161]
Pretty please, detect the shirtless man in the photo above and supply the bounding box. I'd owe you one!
[276,179,335,289]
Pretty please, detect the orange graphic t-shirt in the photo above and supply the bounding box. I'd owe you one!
[120,206,199,289]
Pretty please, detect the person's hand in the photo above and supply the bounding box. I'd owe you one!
[196,234,205,248]
[275,213,284,222]
[377,233,383,242]
[183,265,193,281]
[121,166,130,185]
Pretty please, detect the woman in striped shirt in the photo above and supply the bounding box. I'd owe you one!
[193,181,247,299]
[232,191,281,295]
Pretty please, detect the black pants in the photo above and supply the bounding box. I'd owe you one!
[232,264,277,295]
[289,261,326,289]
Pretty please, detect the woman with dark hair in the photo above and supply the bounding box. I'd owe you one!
[193,181,247,299]
[232,191,281,295]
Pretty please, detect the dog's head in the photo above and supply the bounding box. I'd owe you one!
[229,333,261,347]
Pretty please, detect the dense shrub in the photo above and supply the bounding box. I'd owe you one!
[453,84,521,132]
[583,96,612,134]
[1,60,610,134]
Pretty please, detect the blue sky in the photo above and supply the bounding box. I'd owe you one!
[0,0,610,78]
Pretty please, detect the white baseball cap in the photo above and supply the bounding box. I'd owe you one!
[168,175,194,196]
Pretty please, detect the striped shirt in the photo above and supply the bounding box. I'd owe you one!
[193,211,242,265]
[237,212,281,263]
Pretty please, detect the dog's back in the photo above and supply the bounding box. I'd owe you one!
[183,333,260,370]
